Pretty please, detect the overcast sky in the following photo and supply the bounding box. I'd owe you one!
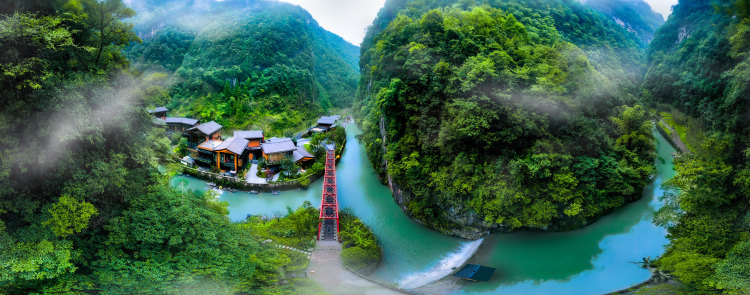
[279,0,677,46]
[644,0,678,19]
[278,0,387,46]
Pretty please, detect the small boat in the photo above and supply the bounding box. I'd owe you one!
[271,190,280,195]
[249,190,259,194]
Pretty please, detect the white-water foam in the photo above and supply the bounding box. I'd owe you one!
[398,238,485,289]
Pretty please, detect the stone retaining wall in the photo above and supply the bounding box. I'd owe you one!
[180,138,346,192]
[182,166,323,192]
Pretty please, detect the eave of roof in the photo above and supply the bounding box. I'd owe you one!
[215,136,249,155]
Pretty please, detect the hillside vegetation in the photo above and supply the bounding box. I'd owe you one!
[644,0,750,293]
[126,0,359,135]
[358,0,655,237]
[0,1,328,293]
[583,0,665,45]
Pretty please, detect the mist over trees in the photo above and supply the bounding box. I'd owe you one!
[124,0,360,135]
[0,1,333,293]
[357,0,655,234]
[644,0,750,293]
[2,0,750,293]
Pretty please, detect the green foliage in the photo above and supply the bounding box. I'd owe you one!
[43,195,97,238]
[0,4,323,294]
[583,0,665,46]
[124,1,360,134]
[299,177,311,188]
[243,201,319,250]
[341,246,380,273]
[645,2,750,292]
[709,239,750,294]
[338,209,381,273]
[358,4,654,232]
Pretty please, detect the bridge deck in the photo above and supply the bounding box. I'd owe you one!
[318,148,338,240]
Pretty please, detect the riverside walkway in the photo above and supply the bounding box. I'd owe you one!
[308,240,404,295]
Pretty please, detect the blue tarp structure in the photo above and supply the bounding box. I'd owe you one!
[453,264,496,282]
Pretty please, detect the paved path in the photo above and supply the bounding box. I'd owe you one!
[308,240,405,295]
[659,119,690,153]
[246,163,267,184]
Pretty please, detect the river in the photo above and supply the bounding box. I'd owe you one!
[171,123,676,294]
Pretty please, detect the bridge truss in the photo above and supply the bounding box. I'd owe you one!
[317,147,339,240]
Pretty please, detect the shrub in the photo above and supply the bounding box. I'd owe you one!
[341,246,379,272]
[311,162,324,174]
[299,176,310,188]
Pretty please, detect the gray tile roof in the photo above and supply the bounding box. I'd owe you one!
[148,106,168,113]
[262,139,296,154]
[215,136,249,155]
[197,140,223,151]
[317,115,340,125]
[266,137,292,143]
[293,143,315,162]
[233,130,264,139]
[189,121,222,135]
[165,117,198,125]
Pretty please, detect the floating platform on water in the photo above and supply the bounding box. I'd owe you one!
[453,264,496,282]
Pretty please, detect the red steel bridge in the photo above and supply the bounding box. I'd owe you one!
[317,145,339,240]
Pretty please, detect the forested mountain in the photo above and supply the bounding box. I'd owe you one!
[125,0,360,134]
[582,0,665,45]
[0,1,334,293]
[642,0,750,293]
[357,0,655,238]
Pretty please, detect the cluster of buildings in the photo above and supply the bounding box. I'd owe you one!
[149,107,340,175]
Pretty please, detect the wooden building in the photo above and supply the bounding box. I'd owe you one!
[234,130,264,160]
[261,138,296,163]
[293,140,315,165]
[213,136,250,172]
[195,140,222,167]
[312,115,341,132]
[147,106,168,119]
[187,121,222,149]
[165,117,199,134]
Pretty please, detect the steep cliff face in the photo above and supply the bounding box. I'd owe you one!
[582,0,665,45]
[641,1,750,292]
[359,0,654,238]
[378,116,491,239]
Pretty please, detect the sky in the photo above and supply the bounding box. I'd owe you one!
[279,0,678,46]
[278,0,387,46]
[643,0,678,19]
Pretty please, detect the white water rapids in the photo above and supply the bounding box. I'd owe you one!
[398,238,485,289]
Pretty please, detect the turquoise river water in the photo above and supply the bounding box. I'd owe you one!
[171,123,677,294]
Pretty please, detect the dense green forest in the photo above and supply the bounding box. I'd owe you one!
[357,0,656,236]
[125,0,359,135]
[0,1,329,294]
[583,0,665,46]
[643,0,750,293]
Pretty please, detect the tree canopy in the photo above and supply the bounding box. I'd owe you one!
[357,2,655,234]
[645,0,750,293]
